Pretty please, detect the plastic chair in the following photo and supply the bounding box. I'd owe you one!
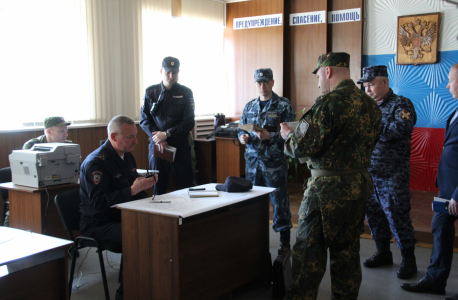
[54,188,122,300]
[0,167,12,226]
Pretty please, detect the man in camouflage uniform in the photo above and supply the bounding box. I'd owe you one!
[23,116,72,149]
[238,68,296,249]
[357,65,418,279]
[280,53,381,300]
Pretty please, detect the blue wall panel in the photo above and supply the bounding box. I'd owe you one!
[363,50,458,128]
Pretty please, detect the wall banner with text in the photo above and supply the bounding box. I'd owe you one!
[289,11,326,26]
[233,14,283,30]
[328,8,361,24]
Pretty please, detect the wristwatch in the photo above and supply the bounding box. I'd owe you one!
[165,131,171,139]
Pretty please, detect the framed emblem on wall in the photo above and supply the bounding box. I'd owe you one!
[397,12,440,66]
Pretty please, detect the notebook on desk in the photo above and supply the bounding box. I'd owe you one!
[188,189,219,198]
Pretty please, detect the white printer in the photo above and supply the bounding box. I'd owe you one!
[9,143,81,188]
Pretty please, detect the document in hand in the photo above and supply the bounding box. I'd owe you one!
[188,189,219,198]
[285,121,307,164]
[153,144,176,162]
[432,197,450,215]
[238,124,266,132]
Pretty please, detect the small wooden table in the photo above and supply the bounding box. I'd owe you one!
[118,184,273,300]
[214,137,245,183]
[0,226,72,300]
[0,182,79,239]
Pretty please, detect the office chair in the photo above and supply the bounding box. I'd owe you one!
[0,167,12,226]
[54,188,122,300]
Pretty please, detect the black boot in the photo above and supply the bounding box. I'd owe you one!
[278,229,290,255]
[397,246,417,279]
[363,239,393,268]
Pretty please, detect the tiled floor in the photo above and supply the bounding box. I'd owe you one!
[276,183,458,248]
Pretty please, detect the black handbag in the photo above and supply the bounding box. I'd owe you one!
[206,122,239,139]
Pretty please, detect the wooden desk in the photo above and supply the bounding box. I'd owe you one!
[0,227,72,300]
[118,184,274,300]
[0,182,79,239]
[215,137,245,183]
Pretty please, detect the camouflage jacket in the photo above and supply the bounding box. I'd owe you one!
[238,92,296,162]
[369,89,416,177]
[23,135,73,150]
[284,79,381,200]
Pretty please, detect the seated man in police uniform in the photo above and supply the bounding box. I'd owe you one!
[79,115,158,300]
[23,116,72,149]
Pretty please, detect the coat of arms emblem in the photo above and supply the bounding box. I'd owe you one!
[396,13,440,65]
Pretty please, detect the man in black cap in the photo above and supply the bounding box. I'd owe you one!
[238,68,296,251]
[357,65,418,279]
[23,116,72,149]
[280,53,381,300]
[140,57,195,195]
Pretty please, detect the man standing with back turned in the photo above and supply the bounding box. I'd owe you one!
[357,65,418,279]
[401,63,458,299]
[238,68,296,250]
[140,57,195,195]
[280,52,381,300]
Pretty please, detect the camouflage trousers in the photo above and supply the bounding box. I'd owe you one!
[284,195,366,300]
[245,157,292,232]
[366,175,416,249]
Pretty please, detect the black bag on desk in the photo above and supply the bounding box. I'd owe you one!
[272,248,292,299]
[206,122,239,139]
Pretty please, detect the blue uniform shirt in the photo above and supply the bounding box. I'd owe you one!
[369,88,417,177]
[238,92,296,162]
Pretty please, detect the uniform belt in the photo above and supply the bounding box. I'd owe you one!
[310,168,367,177]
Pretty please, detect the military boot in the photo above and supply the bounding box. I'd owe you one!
[397,246,417,279]
[363,239,393,268]
[278,228,291,255]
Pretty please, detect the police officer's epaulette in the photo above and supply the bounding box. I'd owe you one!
[278,96,292,104]
[145,84,161,94]
[97,152,107,161]
[316,93,328,103]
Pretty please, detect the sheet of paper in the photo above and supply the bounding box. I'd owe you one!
[286,121,307,164]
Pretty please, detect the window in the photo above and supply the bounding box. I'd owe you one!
[0,0,91,129]
[141,4,226,117]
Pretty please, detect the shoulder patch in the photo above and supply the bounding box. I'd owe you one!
[400,110,411,121]
[92,171,103,185]
[296,120,310,138]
